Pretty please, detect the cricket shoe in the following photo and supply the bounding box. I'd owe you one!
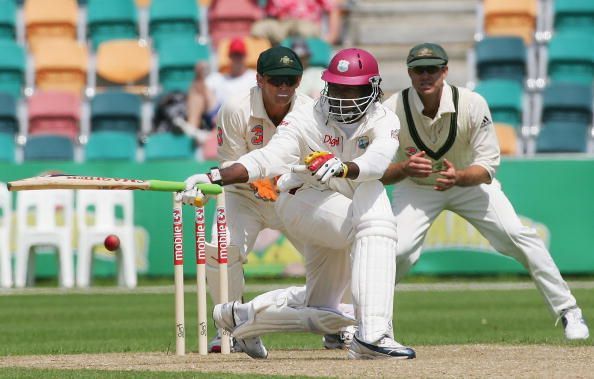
[559,307,589,340]
[207,330,244,353]
[348,335,416,360]
[323,325,357,350]
[213,301,268,359]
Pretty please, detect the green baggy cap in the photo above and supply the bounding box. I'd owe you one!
[407,43,448,67]
[257,46,303,76]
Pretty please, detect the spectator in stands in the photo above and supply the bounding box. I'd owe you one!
[184,37,257,142]
[251,0,342,46]
[291,38,325,99]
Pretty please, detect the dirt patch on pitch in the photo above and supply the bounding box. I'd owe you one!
[1,345,593,377]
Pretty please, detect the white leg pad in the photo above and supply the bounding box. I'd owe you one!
[232,286,356,339]
[206,243,244,304]
[350,182,398,343]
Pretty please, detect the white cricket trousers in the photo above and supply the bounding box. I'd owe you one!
[392,178,577,316]
[276,181,399,343]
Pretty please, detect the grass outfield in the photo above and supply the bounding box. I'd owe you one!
[0,281,592,377]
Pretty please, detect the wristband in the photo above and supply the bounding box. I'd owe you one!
[209,167,223,185]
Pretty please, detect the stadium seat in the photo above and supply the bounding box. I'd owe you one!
[536,83,592,153]
[28,90,81,141]
[157,37,210,92]
[216,36,270,74]
[554,0,594,35]
[23,134,75,161]
[144,132,194,160]
[33,39,88,95]
[87,0,138,50]
[483,0,537,45]
[546,32,594,85]
[76,190,137,288]
[0,133,15,162]
[149,0,199,49]
[0,0,16,40]
[135,0,151,7]
[208,0,262,47]
[85,131,137,161]
[474,79,523,128]
[494,123,518,156]
[0,39,25,99]
[15,189,75,288]
[95,39,151,94]
[90,90,141,134]
[0,182,12,288]
[281,37,332,68]
[0,92,18,135]
[475,36,527,84]
[24,0,78,51]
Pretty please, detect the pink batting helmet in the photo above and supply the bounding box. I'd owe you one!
[322,48,380,86]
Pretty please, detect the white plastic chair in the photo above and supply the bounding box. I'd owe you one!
[15,190,75,288]
[76,190,136,288]
[0,183,13,288]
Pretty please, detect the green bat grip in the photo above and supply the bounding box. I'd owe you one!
[148,180,223,194]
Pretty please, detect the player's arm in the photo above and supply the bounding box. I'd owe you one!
[380,151,433,185]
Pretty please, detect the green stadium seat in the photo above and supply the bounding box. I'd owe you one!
[536,83,592,153]
[157,38,210,92]
[144,132,194,160]
[0,133,15,162]
[281,37,332,68]
[87,0,138,50]
[474,80,523,128]
[475,36,526,84]
[0,0,16,40]
[0,39,25,99]
[24,135,74,161]
[0,93,17,135]
[85,131,137,161]
[149,0,199,49]
[554,0,594,35]
[547,32,594,85]
[91,91,141,134]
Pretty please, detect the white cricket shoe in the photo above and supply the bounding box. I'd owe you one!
[207,330,244,353]
[213,302,268,359]
[348,335,416,360]
[323,325,357,350]
[560,307,589,340]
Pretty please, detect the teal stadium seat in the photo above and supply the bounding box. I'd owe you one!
[149,0,199,49]
[476,37,526,84]
[0,93,17,135]
[536,83,592,153]
[24,135,74,161]
[0,133,15,162]
[85,131,137,161]
[547,32,594,85]
[0,39,25,99]
[144,132,194,160]
[158,38,210,92]
[87,0,138,50]
[91,91,141,134]
[281,37,332,68]
[0,0,16,40]
[475,80,523,128]
[554,0,594,35]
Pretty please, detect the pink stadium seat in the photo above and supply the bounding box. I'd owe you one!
[208,0,262,47]
[28,90,81,141]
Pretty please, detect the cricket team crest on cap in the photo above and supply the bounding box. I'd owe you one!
[337,59,350,72]
[416,47,434,57]
[280,56,294,65]
[357,136,369,149]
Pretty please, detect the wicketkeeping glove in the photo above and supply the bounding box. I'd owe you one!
[301,151,347,184]
[249,177,279,201]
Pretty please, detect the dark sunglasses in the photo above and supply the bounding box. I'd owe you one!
[411,65,444,75]
[267,76,299,87]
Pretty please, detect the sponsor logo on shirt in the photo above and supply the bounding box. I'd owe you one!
[480,116,492,129]
[323,134,341,147]
[391,129,398,139]
[251,124,264,145]
[405,146,418,156]
[279,120,290,127]
[357,136,369,149]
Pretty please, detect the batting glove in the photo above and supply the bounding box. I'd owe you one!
[298,151,347,184]
[180,187,207,207]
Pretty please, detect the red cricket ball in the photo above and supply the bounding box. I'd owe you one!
[104,234,120,252]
